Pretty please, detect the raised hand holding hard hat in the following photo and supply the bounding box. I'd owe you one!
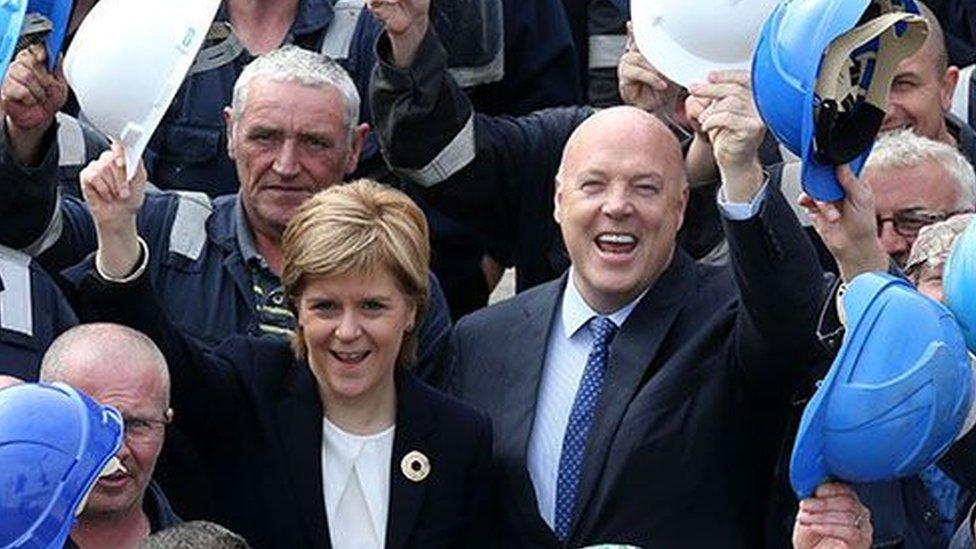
[753,0,928,201]
[630,0,780,88]
[790,272,974,498]
[0,382,124,549]
[63,0,220,181]
[944,217,976,353]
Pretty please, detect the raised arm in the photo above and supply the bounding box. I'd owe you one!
[0,46,97,267]
[73,147,247,446]
[369,5,590,258]
[691,70,828,392]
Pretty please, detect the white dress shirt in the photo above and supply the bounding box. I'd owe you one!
[322,417,395,549]
[527,271,645,528]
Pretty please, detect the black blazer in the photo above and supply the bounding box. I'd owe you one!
[450,187,830,548]
[78,273,493,549]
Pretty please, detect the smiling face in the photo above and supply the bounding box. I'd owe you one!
[881,32,958,142]
[866,161,963,266]
[297,269,417,406]
[63,353,169,519]
[554,107,688,313]
[227,78,366,239]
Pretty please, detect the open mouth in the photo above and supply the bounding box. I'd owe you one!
[330,350,371,364]
[595,232,638,255]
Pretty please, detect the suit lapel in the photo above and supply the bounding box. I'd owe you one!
[387,371,435,549]
[570,252,698,538]
[498,277,565,538]
[273,364,331,547]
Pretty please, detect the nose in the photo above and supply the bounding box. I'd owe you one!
[601,184,634,219]
[334,309,362,342]
[272,138,301,178]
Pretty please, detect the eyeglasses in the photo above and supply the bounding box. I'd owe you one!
[123,415,171,441]
[876,209,970,238]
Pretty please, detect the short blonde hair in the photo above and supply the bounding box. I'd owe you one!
[281,179,430,368]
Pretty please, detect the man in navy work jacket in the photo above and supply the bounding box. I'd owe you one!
[0,44,451,376]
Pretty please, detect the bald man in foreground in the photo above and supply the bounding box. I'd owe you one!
[39,324,181,548]
[449,101,829,547]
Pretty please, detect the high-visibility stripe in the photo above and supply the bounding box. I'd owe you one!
[0,247,33,337]
[56,113,86,167]
[169,191,213,261]
[320,0,364,60]
[588,35,626,70]
[394,113,475,187]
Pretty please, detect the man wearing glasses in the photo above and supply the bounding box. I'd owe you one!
[863,128,976,267]
[38,323,181,548]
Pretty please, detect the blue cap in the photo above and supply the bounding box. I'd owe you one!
[0,0,28,80]
[753,0,926,201]
[790,273,972,498]
[0,382,124,549]
[26,0,72,71]
[945,217,976,352]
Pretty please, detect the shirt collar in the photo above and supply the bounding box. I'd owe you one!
[560,268,649,338]
[233,196,263,265]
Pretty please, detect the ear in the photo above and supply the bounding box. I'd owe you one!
[223,107,236,160]
[674,184,690,231]
[553,177,564,225]
[941,66,961,113]
[344,123,371,175]
[405,299,418,333]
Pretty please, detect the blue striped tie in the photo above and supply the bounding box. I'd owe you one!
[554,316,618,541]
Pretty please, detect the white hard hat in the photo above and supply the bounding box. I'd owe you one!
[64,0,220,180]
[631,0,780,87]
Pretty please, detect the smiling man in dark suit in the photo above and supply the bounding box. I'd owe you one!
[449,76,829,546]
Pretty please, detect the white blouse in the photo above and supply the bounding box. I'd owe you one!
[321,417,395,549]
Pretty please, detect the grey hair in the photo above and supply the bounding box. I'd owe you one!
[231,45,360,143]
[866,129,976,209]
[139,521,250,549]
[40,323,170,408]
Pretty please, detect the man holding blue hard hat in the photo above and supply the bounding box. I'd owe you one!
[0,380,125,548]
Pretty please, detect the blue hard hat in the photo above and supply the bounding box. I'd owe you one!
[0,382,124,549]
[0,0,28,80]
[25,0,73,71]
[945,217,976,352]
[790,273,973,498]
[752,0,927,201]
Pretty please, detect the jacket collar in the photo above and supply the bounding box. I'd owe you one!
[273,363,436,549]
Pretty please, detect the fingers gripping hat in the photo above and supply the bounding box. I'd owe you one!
[0,382,124,549]
[944,217,976,352]
[753,0,928,201]
[790,273,973,498]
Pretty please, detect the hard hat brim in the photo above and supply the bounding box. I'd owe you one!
[631,0,779,88]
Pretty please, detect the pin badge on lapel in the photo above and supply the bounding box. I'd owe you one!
[400,450,430,482]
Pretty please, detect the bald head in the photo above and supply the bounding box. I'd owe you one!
[0,375,22,390]
[553,105,690,313]
[558,106,687,188]
[40,323,170,409]
[917,1,949,72]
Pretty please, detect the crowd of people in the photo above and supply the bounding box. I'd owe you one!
[2,0,976,548]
